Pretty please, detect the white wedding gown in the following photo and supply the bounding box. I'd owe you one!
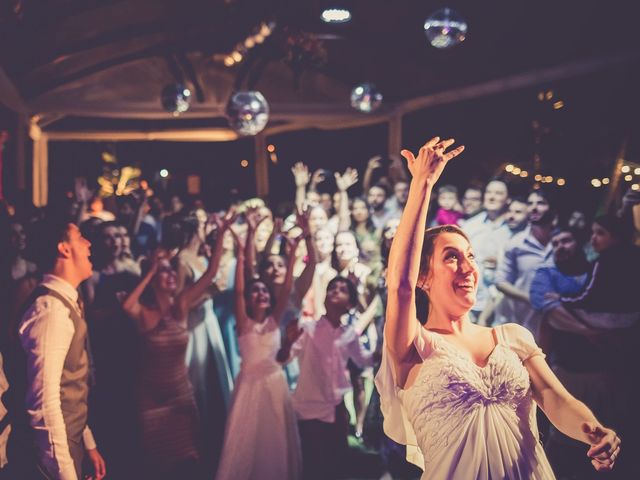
[376,323,556,479]
[215,316,302,480]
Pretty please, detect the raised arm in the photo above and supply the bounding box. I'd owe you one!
[262,217,283,262]
[362,156,382,194]
[292,208,316,302]
[334,168,358,232]
[291,162,310,211]
[273,234,303,324]
[385,137,464,363]
[231,229,250,334]
[122,249,163,331]
[244,206,268,280]
[178,209,236,313]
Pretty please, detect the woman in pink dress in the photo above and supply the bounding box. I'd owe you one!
[376,136,621,479]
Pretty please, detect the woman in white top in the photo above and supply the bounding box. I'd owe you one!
[376,136,621,479]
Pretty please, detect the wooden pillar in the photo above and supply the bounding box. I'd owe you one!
[388,113,402,157]
[604,139,627,214]
[387,113,408,183]
[16,114,27,190]
[255,133,269,198]
[30,121,49,207]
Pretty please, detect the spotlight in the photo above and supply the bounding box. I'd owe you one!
[321,8,352,24]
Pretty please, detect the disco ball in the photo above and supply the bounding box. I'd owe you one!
[424,8,467,49]
[350,83,383,113]
[226,91,270,136]
[161,83,192,115]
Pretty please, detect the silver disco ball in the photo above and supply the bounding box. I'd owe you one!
[161,83,192,116]
[350,83,383,113]
[226,91,270,136]
[424,8,467,49]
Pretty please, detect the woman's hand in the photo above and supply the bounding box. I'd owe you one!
[245,206,267,233]
[401,137,465,185]
[149,248,175,272]
[229,227,245,254]
[583,423,621,472]
[210,207,237,233]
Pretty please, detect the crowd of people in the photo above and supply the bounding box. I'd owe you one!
[0,140,638,479]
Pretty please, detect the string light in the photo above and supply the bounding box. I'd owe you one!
[240,159,249,168]
[556,178,565,186]
[512,167,521,175]
[602,178,610,185]
[632,184,639,191]
[591,179,602,187]
[534,174,542,182]
[267,144,276,153]
[621,165,630,173]
[625,174,633,181]
[505,164,514,172]
[220,22,276,68]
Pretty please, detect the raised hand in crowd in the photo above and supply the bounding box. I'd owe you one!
[334,167,359,232]
[291,162,311,210]
[244,206,269,279]
[309,169,328,192]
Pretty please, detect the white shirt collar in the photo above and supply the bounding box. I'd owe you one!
[41,274,79,305]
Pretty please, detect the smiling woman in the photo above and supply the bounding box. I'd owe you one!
[375,136,621,479]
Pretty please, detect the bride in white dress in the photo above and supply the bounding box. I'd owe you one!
[375,136,621,479]
[215,215,305,480]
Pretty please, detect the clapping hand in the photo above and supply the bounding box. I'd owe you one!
[583,422,621,472]
[401,137,464,184]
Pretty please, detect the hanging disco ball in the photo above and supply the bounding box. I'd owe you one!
[226,91,270,136]
[423,8,467,49]
[161,83,192,116]
[350,83,383,113]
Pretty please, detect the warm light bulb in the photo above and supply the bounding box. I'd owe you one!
[321,8,352,23]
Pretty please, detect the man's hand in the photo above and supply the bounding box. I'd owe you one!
[85,448,106,480]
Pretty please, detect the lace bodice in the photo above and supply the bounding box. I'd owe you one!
[377,323,556,479]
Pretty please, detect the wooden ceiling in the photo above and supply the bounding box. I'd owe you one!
[1,0,638,132]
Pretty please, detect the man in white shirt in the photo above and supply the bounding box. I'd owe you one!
[461,179,512,322]
[279,277,373,480]
[16,219,106,480]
